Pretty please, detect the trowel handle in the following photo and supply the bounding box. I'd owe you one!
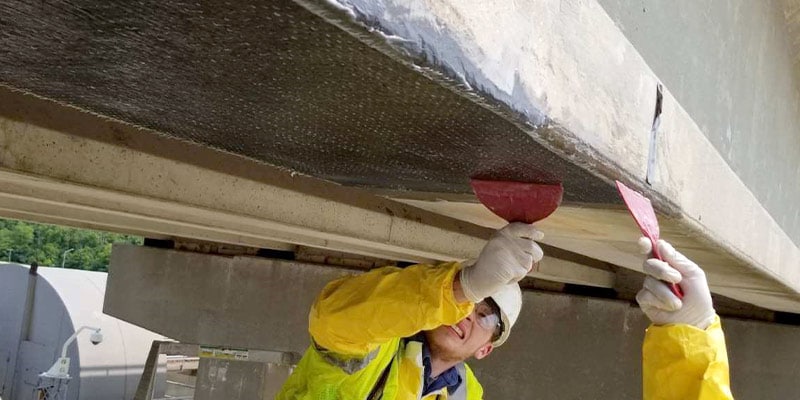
[666,282,684,299]
[651,238,684,299]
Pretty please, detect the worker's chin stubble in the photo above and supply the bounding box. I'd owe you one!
[425,329,472,363]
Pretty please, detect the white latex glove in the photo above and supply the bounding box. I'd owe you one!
[460,222,544,303]
[635,237,716,329]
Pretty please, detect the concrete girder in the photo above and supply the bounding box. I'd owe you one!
[0,132,477,263]
[322,0,800,312]
[0,88,613,287]
[394,198,800,312]
[0,0,797,312]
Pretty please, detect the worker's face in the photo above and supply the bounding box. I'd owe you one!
[425,303,496,362]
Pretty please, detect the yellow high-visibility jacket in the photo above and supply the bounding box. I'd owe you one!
[277,262,479,399]
[276,262,733,400]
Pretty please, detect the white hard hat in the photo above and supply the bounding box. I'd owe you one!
[489,283,522,347]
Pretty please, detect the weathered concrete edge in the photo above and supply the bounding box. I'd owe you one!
[656,89,800,293]
[308,0,800,295]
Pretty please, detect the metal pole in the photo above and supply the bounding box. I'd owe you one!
[61,248,74,268]
[6,261,37,399]
[6,248,12,262]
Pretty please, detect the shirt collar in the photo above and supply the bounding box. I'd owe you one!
[412,333,463,395]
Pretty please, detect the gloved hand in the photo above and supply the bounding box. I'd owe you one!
[636,237,716,330]
[460,222,544,303]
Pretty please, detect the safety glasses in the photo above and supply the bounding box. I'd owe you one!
[474,300,501,333]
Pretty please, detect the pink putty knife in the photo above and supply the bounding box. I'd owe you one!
[615,180,683,299]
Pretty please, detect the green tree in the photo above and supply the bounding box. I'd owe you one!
[0,218,143,271]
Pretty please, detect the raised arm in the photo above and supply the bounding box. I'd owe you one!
[637,239,734,400]
[309,222,543,357]
[309,262,472,356]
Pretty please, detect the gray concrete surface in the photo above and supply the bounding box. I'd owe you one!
[723,317,800,399]
[598,0,800,244]
[104,245,353,353]
[105,246,800,399]
[473,293,649,399]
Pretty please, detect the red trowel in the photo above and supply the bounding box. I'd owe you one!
[470,179,562,275]
[615,180,684,298]
[470,179,563,224]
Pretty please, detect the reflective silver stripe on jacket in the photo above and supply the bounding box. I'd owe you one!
[314,341,379,375]
[448,363,468,400]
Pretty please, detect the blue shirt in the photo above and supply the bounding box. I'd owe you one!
[410,333,463,396]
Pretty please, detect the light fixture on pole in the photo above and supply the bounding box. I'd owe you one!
[36,326,103,399]
[41,326,103,379]
[60,248,74,268]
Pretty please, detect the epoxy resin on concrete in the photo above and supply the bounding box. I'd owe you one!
[0,0,619,204]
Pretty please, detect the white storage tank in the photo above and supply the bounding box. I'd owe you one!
[0,263,167,400]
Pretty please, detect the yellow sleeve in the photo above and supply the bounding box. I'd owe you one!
[309,262,474,357]
[642,315,734,400]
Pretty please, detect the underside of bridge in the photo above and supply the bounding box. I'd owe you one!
[2,0,800,397]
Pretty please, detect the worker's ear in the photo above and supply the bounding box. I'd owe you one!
[473,342,493,360]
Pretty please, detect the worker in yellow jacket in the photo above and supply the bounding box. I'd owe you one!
[276,223,733,399]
